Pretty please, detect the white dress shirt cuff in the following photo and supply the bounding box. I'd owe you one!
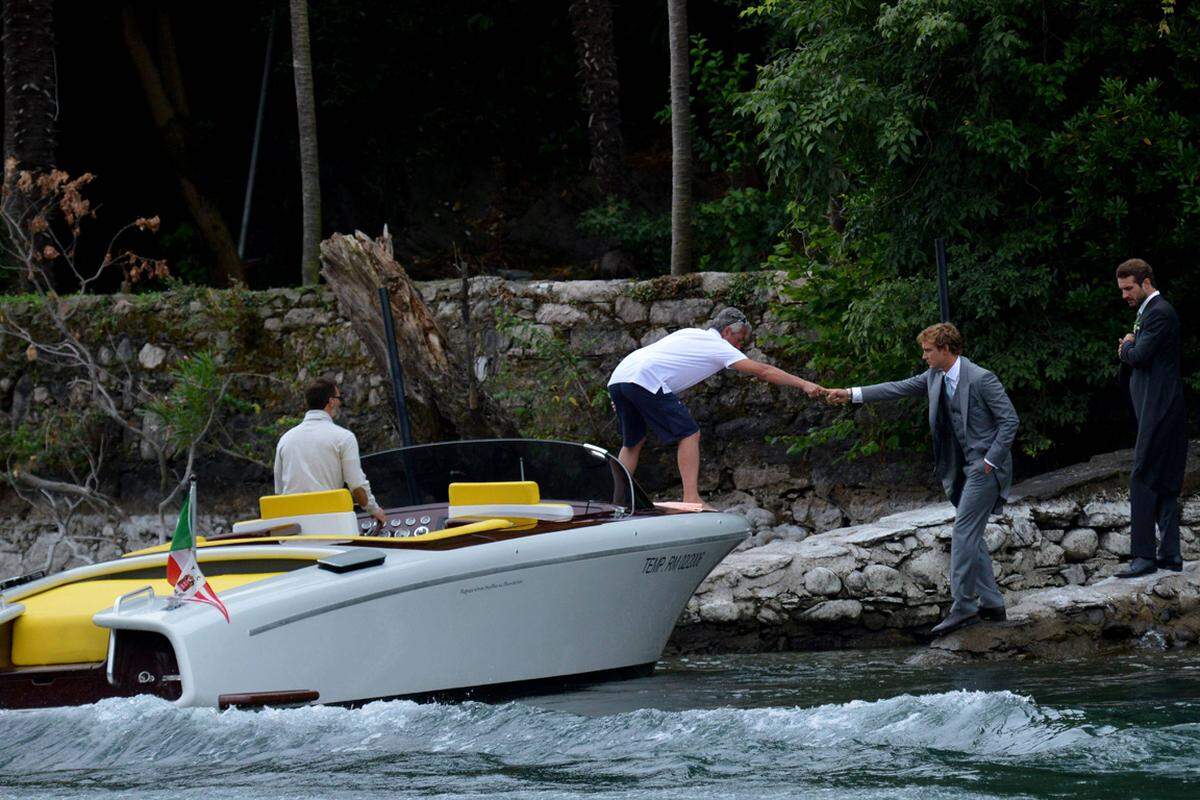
[851,387,863,404]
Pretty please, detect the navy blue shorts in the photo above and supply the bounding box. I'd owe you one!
[609,382,699,447]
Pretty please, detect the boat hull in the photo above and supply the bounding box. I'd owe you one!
[93,512,746,708]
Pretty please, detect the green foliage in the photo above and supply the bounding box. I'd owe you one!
[741,0,1200,457]
[146,351,226,452]
[0,407,106,479]
[159,223,208,285]
[490,307,612,442]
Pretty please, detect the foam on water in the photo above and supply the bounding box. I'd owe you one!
[2,688,1197,799]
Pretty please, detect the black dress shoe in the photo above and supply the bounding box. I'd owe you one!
[1156,558,1183,572]
[930,609,980,636]
[1116,557,1157,578]
[979,606,1007,622]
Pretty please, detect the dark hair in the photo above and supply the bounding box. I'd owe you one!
[917,322,964,355]
[1115,258,1156,287]
[305,378,338,411]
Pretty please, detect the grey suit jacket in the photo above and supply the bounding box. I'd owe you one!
[860,356,1019,508]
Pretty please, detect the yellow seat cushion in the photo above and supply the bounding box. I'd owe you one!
[449,481,540,506]
[260,488,353,519]
[10,573,274,666]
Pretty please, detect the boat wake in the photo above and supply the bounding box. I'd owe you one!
[1,690,1197,799]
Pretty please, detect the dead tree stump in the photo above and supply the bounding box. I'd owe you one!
[319,230,517,442]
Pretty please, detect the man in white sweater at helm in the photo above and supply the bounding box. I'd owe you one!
[607,307,824,506]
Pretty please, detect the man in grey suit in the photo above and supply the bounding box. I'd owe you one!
[828,323,1019,635]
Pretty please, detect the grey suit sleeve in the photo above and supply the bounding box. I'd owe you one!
[980,371,1018,465]
[1119,308,1170,367]
[859,371,930,403]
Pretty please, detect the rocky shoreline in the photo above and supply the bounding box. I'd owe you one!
[672,442,1200,660]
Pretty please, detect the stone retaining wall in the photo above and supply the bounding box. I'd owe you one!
[673,444,1200,655]
[0,275,938,564]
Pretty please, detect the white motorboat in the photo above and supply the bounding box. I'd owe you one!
[0,439,747,709]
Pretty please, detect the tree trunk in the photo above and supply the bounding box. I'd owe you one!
[666,0,692,276]
[120,5,245,286]
[2,0,55,174]
[319,230,518,442]
[568,0,626,198]
[2,0,56,287]
[289,0,322,286]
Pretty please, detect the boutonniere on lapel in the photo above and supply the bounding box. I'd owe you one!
[1133,316,1141,334]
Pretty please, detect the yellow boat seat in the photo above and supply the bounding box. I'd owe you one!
[447,481,573,530]
[233,488,359,537]
[10,573,275,666]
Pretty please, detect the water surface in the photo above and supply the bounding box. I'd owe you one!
[2,648,1197,799]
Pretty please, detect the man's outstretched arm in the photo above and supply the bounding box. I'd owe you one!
[730,358,824,397]
[827,372,930,404]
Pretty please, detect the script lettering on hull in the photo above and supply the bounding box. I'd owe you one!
[642,551,705,575]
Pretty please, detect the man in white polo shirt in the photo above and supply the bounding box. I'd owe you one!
[608,307,825,506]
[274,378,388,526]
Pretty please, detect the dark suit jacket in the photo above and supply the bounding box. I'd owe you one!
[1119,295,1188,494]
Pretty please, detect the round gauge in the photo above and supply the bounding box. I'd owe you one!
[404,517,417,526]
[419,515,431,525]
[413,526,430,536]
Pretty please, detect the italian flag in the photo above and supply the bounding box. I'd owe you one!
[167,481,230,622]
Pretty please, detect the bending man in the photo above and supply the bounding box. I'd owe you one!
[828,323,1018,635]
[274,378,388,525]
[608,307,824,506]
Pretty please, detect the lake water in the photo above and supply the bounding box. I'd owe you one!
[2,648,1198,799]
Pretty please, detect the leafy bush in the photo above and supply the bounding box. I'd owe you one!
[742,0,1200,458]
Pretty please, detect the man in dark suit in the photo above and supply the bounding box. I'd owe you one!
[1115,258,1188,577]
[828,323,1019,635]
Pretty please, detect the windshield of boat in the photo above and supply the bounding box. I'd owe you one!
[360,439,653,514]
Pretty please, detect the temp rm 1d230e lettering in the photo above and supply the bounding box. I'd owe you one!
[642,551,706,575]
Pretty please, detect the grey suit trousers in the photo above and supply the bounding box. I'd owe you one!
[950,464,1005,615]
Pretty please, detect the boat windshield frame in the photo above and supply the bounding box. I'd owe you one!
[360,439,652,515]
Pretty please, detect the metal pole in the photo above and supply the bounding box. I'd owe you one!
[935,238,950,323]
[378,286,414,447]
[238,8,277,259]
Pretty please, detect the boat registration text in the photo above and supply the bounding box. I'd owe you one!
[642,551,705,575]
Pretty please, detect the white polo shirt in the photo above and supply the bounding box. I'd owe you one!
[273,410,381,512]
[608,328,747,394]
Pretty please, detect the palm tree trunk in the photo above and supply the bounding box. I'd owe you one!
[568,0,626,198]
[289,0,322,286]
[666,0,692,276]
[2,0,56,175]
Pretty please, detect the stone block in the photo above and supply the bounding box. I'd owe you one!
[1100,531,1132,557]
[1081,500,1131,529]
[902,549,948,590]
[1029,497,1080,527]
[648,298,713,327]
[984,524,1008,553]
[800,599,862,623]
[1060,564,1087,585]
[1035,543,1066,568]
[733,463,791,491]
[640,328,669,347]
[1042,528,1066,543]
[282,307,332,329]
[138,343,166,370]
[1060,528,1099,562]
[803,567,842,596]
[570,326,636,356]
[614,297,648,324]
[843,570,866,596]
[1182,497,1200,525]
[791,496,844,532]
[534,303,590,327]
[863,564,904,595]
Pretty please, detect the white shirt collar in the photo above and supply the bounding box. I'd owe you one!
[304,409,333,423]
[1137,290,1160,316]
[943,356,961,385]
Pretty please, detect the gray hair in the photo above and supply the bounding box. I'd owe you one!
[709,307,751,335]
